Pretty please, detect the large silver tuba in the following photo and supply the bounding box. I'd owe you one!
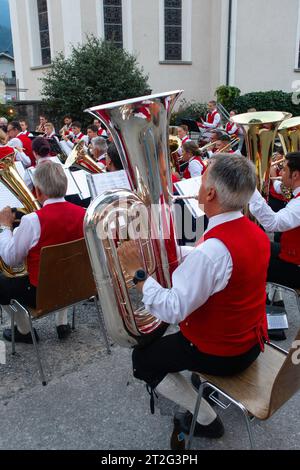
[84,90,183,347]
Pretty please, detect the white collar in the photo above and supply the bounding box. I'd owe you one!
[293,186,300,197]
[43,198,66,207]
[205,211,243,234]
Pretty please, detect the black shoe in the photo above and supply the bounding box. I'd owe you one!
[56,324,71,340]
[179,411,224,438]
[3,326,39,344]
[191,373,219,406]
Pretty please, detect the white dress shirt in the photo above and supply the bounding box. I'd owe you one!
[188,158,205,178]
[0,198,65,267]
[249,187,300,232]
[7,138,31,168]
[142,212,243,325]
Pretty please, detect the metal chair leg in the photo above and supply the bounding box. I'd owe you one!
[11,308,15,355]
[186,382,205,450]
[27,313,47,386]
[93,297,111,355]
[72,306,76,330]
[0,306,3,325]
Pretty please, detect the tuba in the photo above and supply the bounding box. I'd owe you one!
[0,154,40,277]
[278,116,300,155]
[84,90,183,347]
[232,111,291,197]
[65,141,104,174]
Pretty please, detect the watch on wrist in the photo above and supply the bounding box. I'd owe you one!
[133,269,147,285]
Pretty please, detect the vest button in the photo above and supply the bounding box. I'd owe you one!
[185,322,189,326]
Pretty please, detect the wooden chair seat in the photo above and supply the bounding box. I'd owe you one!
[197,344,286,420]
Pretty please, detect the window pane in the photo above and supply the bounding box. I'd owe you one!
[164,0,182,60]
[41,48,51,65]
[37,0,47,14]
[38,12,49,31]
[103,1,123,47]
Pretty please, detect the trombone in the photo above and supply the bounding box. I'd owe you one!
[215,137,240,154]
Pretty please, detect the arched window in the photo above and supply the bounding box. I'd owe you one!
[103,0,123,48]
[165,0,182,61]
[37,0,51,65]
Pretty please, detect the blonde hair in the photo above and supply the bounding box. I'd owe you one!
[0,129,7,145]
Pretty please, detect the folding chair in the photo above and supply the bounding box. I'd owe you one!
[7,238,111,386]
[187,328,300,450]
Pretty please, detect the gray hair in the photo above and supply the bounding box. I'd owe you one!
[92,136,108,152]
[0,117,8,126]
[34,162,68,198]
[206,154,257,211]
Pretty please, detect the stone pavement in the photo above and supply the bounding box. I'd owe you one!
[0,291,300,451]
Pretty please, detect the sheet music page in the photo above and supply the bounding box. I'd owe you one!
[89,170,131,199]
[174,176,204,219]
[267,313,288,330]
[71,170,90,199]
[15,161,26,180]
[0,182,22,210]
[29,160,80,196]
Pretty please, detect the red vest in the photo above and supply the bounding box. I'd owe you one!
[180,217,270,356]
[226,122,239,138]
[183,156,206,179]
[27,202,85,286]
[17,134,35,166]
[207,110,220,126]
[279,193,300,265]
[0,146,15,160]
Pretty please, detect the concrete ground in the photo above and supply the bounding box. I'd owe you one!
[0,290,299,451]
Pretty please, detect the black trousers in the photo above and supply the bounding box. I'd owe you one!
[267,242,300,289]
[132,331,261,388]
[0,273,36,308]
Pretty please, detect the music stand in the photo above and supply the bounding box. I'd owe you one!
[179,119,200,138]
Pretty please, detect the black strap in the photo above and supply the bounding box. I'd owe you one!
[146,384,158,415]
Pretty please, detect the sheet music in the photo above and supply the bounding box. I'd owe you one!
[174,176,204,219]
[71,170,90,199]
[28,159,80,197]
[88,170,131,200]
[15,161,26,181]
[267,313,288,330]
[0,182,22,210]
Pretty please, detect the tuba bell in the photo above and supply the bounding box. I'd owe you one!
[65,141,104,174]
[0,154,40,277]
[232,111,291,197]
[84,90,183,347]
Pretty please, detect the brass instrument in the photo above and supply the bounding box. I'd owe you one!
[232,111,291,197]
[0,154,40,277]
[215,137,240,154]
[84,90,183,347]
[169,135,182,172]
[65,141,105,174]
[278,117,300,154]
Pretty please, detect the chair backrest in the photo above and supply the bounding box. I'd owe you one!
[35,238,97,315]
[268,327,300,417]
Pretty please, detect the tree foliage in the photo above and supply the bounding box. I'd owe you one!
[40,36,150,126]
[233,90,300,116]
[215,85,241,110]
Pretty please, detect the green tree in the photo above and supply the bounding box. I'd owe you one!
[40,36,150,126]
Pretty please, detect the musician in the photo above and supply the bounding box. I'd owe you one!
[7,121,35,167]
[91,137,108,168]
[106,143,123,172]
[249,152,300,289]
[93,118,108,138]
[4,124,31,168]
[0,162,86,342]
[182,141,206,179]
[63,121,87,150]
[178,125,191,145]
[0,129,15,160]
[59,115,73,136]
[32,137,54,165]
[268,150,289,213]
[19,119,33,138]
[214,134,237,155]
[0,117,8,132]
[43,122,57,140]
[35,115,48,133]
[198,101,221,132]
[86,125,99,146]
[225,111,239,139]
[118,155,270,438]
